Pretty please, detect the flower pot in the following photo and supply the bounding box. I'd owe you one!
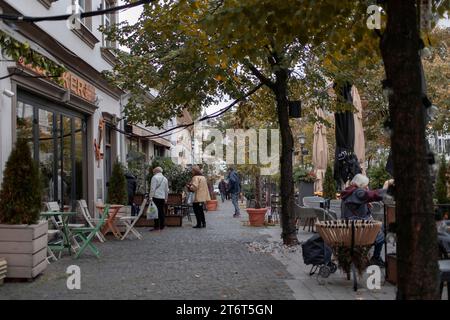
[0,221,48,279]
[246,208,268,227]
[206,199,218,211]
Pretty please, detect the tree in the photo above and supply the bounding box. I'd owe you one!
[105,1,449,297]
[0,139,42,225]
[107,161,128,205]
[322,166,336,200]
[435,156,448,204]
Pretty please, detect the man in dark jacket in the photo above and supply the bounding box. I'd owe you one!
[218,179,227,203]
[340,174,393,267]
[125,172,137,215]
[227,167,241,217]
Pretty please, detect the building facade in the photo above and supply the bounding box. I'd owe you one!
[0,0,124,213]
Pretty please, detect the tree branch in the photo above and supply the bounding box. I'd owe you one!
[245,62,275,89]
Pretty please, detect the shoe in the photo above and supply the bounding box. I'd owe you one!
[233,214,241,218]
[193,225,202,228]
[369,256,385,268]
[149,228,160,232]
[202,224,206,228]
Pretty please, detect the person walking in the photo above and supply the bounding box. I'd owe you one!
[187,165,210,228]
[340,174,393,267]
[218,179,227,203]
[227,167,241,217]
[149,166,169,231]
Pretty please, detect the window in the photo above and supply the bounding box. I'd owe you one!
[102,0,117,48]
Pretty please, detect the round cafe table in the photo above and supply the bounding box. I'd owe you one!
[96,204,124,239]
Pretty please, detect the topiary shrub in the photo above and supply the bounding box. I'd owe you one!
[107,161,128,205]
[0,139,42,225]
[323,165,337,200]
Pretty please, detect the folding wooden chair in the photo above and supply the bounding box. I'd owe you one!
[77,200,106,242]
[120,198,147,240]
[71,205,109,259]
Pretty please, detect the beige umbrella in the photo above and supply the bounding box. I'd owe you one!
[313,107,328,192]
[352,85,366,174]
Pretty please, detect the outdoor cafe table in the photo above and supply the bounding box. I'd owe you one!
[96,204,123,239]
[40,211,77,255]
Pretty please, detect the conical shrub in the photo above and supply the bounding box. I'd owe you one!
[0,139,42,224]
[107,161,128,205]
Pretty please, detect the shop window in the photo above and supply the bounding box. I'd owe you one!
[102,0,117,48]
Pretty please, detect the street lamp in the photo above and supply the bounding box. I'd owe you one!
[299,133,306,166]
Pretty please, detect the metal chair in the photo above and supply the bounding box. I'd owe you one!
[329,199,342,219]
[293,204,318,232]
[303,196,325,209]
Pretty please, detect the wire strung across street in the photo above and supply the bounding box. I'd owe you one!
[0,0,155,22]
[108,83,264,140]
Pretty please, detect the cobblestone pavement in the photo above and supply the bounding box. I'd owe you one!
[0,201,294,300]
[0,200,406,300]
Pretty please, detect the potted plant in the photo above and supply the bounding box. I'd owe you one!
[0,139,48,279]
[127,150,149,206]
[322,165,337,208]
[107,161,128,205]
[206,178,218,211]
[293,166,316,206]
[245,171,268,227]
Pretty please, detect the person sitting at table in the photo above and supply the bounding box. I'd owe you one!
[149,166,169,231]
[340,174,394,267]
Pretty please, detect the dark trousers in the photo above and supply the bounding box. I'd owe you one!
[153,197,166,229]
[193,202,206,227]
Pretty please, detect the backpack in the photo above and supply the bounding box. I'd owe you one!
[302,234,332,266]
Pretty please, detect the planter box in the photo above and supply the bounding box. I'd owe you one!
[135,215,183,227]
[386,254,397,285]
[0,221,48,279]
[0,258,6,285]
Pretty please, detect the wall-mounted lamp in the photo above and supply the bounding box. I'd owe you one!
[2,89,14,97]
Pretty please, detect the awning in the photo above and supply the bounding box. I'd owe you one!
[131,125,173,148]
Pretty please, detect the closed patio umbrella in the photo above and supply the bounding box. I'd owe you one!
[352,85,366,175]
[313,107,328,192]
[334,82,361,188]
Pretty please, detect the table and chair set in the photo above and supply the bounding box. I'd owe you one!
[40,199,148,261]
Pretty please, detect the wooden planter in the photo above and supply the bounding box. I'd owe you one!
[386,254,397,285]
[246,208,268,227]
[0,221,48,279]
[0,258,6,285]
[136,215,183,227]
[206,200,218,211]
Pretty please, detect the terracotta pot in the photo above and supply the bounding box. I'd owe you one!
[246,208,268,227]
[206,200,218,211]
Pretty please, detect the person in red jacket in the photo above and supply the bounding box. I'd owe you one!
[340,174,394,267]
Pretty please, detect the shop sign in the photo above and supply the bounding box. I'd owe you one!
[18,57,96,103]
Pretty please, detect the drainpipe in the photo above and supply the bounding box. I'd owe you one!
[119,93,131,164]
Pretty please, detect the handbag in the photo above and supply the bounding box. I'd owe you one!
[146,201,159,220]
[187,192,194,205]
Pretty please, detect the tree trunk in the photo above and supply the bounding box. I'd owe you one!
[274,68,298,245]
[380,1,440,299]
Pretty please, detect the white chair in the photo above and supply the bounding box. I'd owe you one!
[120,198,148,240]
[46,202,85,229]
[293,204,318,232]
[303,196,325,208]
[39,216,60,263]
[77,200,106,242]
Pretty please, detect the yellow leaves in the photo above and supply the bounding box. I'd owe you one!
[214,74,224,81]
[207,55,217,66]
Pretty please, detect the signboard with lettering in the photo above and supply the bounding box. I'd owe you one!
[17,57,96,103]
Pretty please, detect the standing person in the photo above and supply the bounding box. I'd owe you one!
[149,167,169,231]
[125,172,137,216]
[218,179,227,203]
[187,166,210,228]
[340,174,393,267]
[227,167,241,217]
